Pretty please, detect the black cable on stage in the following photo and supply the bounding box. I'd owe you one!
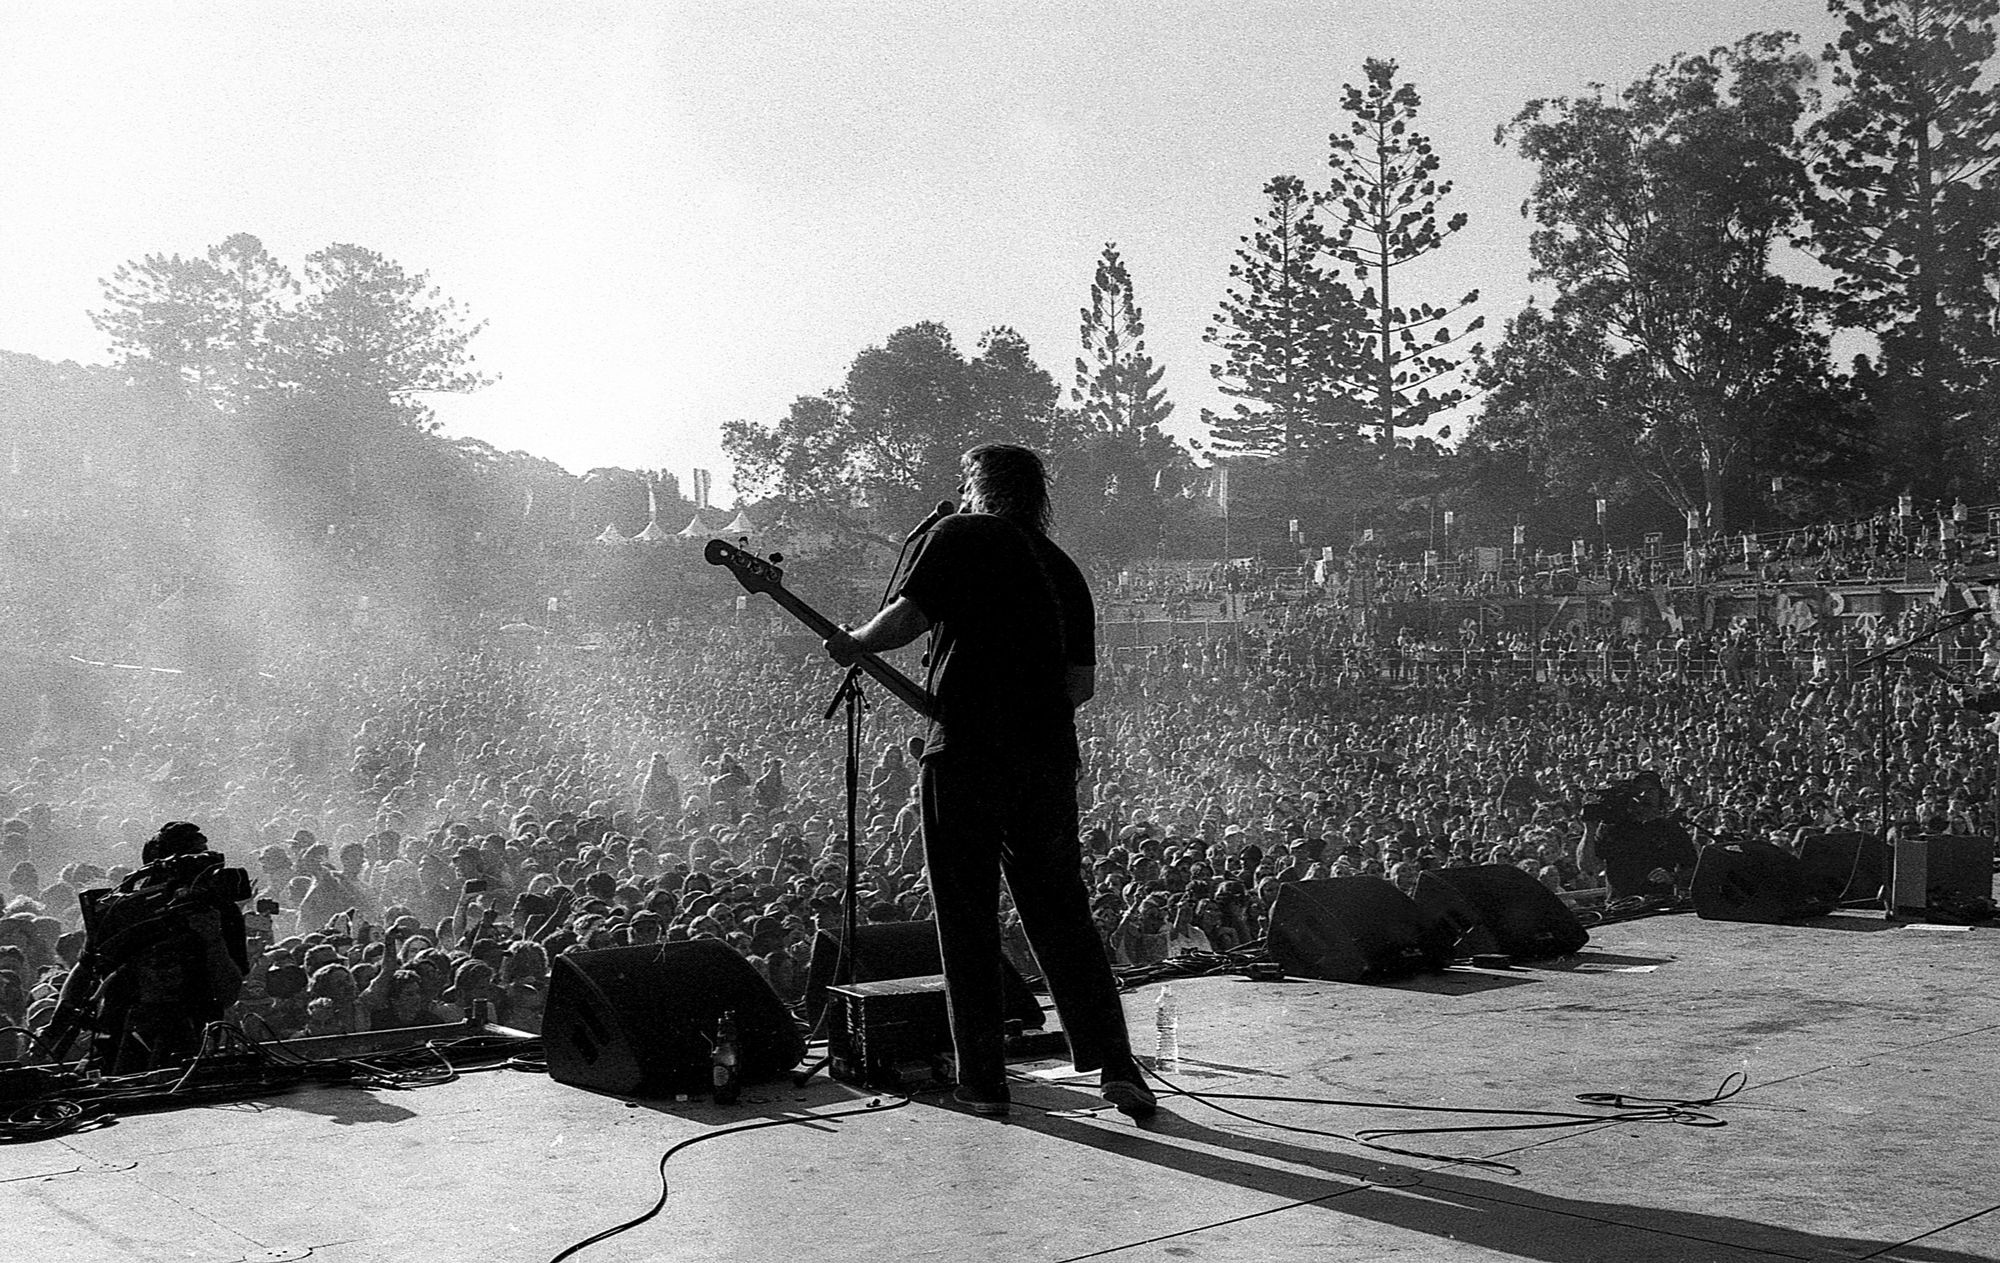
[235,1016,316,1065]
[0,1097,111,1142]
[1574,894,1693,929]
[543,1093,912,1263]
[1113,943,1273,989]
[0,1022,551,1143]
[0,1023,70,1064]
[1124,1064,1747,1174]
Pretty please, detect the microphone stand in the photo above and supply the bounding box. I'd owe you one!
[1837,606,1983,904]
[790,664,868,1089]
[790,501,947,1087]
[823,665,869,991]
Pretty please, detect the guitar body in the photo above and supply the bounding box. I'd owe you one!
[705,539,939,720]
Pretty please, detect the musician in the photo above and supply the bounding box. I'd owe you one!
[826,443,1154,1119]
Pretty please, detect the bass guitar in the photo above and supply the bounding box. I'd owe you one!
[705,538,938,720]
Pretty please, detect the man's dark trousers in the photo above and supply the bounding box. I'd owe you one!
[920,750,1131,1093]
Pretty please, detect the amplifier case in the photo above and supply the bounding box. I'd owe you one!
[1891,836,1994,916]
[826,974,954,1088]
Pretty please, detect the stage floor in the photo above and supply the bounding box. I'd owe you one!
[8,908,2000,1263]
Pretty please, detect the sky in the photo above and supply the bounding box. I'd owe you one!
[0,1,1847,501]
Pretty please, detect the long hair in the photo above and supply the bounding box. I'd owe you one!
[962,443,1052,534]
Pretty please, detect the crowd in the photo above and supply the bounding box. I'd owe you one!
[1,551,1996,1063]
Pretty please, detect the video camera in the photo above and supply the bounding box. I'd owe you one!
[1581,775,1655,826]
[147,850,254,904]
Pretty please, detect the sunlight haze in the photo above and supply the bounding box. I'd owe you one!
[0,0,1843,498]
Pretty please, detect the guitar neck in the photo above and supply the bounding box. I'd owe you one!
[761,586,937,721]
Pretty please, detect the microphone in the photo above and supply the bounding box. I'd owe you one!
[905,500,956,541]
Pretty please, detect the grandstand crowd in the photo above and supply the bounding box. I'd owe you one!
[1,516,1996,1057]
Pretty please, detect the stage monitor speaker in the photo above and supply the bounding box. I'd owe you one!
[1891,836,1994,917]
[1266,878,1450,983]
[1411,865,1589,961]
[1796,831,1887,906]
[804,919,1044,1031]
[1691,840,1817,923]
[544,941,805,1098]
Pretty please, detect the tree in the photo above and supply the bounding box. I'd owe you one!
[1467,304,1629,519]
[1073,244,1174,435]
[95,235,497,554]
[843,322,1054,532]
[288,243,492,430]
[723,392,858,531]
[207,234,297,406]
[1495,34,1831,534]
[968,325,1067,455]
[1806,0,2000,497]
[94,250,235,410]
[723,322,1064,550]
[92,233,302,417]
[1048,421,1199,563]
[1470,300,1874,540]
[1321,58,1483,448]
[1203,176,1361,459]
[1058,244,1193,560]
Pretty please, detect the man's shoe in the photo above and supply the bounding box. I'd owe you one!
[1099,1066,1157,1119]
[953,1085,1010,1117]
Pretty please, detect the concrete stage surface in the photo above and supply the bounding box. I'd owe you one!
[8,910,2000,1263]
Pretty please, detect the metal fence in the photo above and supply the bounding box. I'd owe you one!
[1235,641,1991,685]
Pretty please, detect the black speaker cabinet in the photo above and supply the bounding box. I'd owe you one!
[1796,831,1887,906]
[1891,836,1995,917]
[1266,878,1450,983]
[1692,840,1816,923]
[544,941,805,1097]
[804,919,1044,1030]
[1412,865,1589,961]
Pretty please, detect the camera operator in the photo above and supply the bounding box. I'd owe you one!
[1576,770,1698,902]
[49,821,251,1073]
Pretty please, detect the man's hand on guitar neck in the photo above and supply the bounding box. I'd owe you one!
[826,595,932,667]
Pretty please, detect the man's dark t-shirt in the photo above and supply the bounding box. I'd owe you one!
[898,513,1093,764]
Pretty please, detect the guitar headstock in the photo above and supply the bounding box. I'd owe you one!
[705,538,784,594]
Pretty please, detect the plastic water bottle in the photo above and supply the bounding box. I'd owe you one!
[1153,986,1181,1073]
[711,1010,741,1105]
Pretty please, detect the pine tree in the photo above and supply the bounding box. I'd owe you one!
[1073,243,1174,435]
[207,234,297,407]
[93,247,245,411]
[1062,244,1192,560]
[1806,0,2000,498]
[1321,58,1482,449]
[1203,176,1359,458]
[291,243,491,430]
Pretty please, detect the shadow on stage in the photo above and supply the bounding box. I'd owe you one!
[980,1079,1991,1263]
